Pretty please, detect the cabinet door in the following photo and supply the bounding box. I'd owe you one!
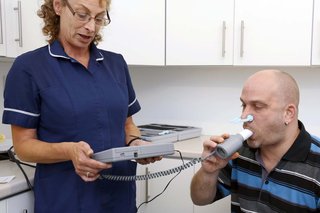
[136,158,194,213]
[234,0,313,66]
[0,200,6,213]
[5,0,45,58]
[0,0,6,56]
[6,191,34,213]
[99,0,165,65]
[166,0,234,65]
[312,0,320,65]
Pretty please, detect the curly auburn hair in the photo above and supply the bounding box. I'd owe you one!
[37,0,111,44]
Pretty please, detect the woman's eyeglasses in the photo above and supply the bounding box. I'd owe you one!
[65,0,111,26]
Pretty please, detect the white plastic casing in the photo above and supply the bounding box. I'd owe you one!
[239,129,253,140]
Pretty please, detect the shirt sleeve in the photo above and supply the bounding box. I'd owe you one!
[2,55,40,128]
[120,55,141,117]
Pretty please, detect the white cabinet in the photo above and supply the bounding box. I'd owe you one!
[7,191,34,213]
[0,200,6,213]
[167,0,313,66]
[99,0,314,66]
[99,0,165,65]
[234,0,313,66]
[312,0,320,65]
[136,158,194,213]
[0,0,6,56]
[1,190,34,213]
[166,0,234,65]
[3,0,45,58]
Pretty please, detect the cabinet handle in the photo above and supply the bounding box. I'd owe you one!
[14,1,23,47]
[145,167,150,202]
[240,20,244,57]
[222,21,226,57]
[22,209,28,213]
[0,0,3,44]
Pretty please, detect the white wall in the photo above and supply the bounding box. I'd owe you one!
[129,66,320,136]
[1,61,319,137]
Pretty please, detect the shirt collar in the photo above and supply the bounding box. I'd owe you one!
[47,40,104,62]
[282,120,311,162]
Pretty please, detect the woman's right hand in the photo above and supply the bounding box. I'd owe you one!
[68,141,112,182]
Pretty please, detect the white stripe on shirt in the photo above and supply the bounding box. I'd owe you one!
[4,108,40,117]
[128,98,137,107]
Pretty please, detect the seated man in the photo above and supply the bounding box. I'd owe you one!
[190,69,320,212]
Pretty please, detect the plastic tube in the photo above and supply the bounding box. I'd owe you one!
[215,129,253,159]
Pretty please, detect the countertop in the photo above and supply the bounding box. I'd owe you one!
[171,135,208,159]
[0,136,207,200]
[0,160,35,200]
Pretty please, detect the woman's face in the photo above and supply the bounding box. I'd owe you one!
[55,0,107,51]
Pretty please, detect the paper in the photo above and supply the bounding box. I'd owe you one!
[0,176,15,184]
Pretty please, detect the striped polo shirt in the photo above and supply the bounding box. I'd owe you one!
[216,121,320,212]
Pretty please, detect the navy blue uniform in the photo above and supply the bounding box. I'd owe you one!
[3,40,140,213]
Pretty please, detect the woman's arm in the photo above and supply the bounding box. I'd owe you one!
[11,125,110,181]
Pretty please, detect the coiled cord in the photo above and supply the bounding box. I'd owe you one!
[100,155,204,182]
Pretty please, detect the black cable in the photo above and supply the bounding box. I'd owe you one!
[98,150,203,212]
[7,146,35,190]
[136,150,185,212]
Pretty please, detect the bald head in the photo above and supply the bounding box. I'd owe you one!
[243,70,300,108]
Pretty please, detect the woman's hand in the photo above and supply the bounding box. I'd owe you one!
[129,139,162,165]
[68,141,112,182]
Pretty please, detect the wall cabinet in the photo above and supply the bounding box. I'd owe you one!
[312,0,320,65]
[2,0,313,66]
[1,191,34,213]
[166,0,234,65]
[99,0,165,65]
[2,0,45,58]
[233,0,313,66]
[167,0,313,66]
[104,0,313,66]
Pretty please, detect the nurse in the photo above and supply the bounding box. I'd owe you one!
[2,0,159,212]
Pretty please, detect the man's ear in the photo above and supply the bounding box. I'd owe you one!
[284,104,297,125]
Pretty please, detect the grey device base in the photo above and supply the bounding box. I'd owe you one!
[93,143,175,163]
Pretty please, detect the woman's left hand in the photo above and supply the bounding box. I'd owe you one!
[129,139,163,165]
